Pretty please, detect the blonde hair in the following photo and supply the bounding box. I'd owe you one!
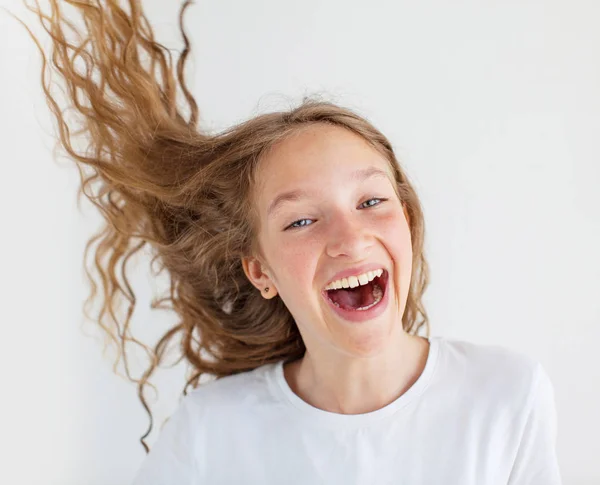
[20,0,430,451]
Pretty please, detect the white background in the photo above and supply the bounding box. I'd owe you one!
[0,0,598,484]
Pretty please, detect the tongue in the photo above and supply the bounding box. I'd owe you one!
[327,282,375,310]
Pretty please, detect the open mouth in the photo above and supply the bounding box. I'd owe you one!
[324,269,389,312]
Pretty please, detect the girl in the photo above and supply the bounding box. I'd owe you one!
[22,1,562,483]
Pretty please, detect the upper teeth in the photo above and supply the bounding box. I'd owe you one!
[325,269,384,291]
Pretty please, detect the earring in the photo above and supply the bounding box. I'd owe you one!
[264,287,269,293]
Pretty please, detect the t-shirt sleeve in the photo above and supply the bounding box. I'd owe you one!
[130,396,200,485]
[507,362,562,485]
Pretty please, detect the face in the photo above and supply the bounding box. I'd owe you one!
[243,123,413,359]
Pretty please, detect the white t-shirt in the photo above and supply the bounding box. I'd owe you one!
[131,336,562,484]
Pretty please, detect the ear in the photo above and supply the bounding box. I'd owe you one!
[241,256,278,299]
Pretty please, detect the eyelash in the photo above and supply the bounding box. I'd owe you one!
[284,198,389,231]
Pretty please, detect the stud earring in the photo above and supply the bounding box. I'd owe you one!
[264,287,269,293]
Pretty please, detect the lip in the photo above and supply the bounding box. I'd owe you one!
[321,269,390,323]
[323,263,389,289]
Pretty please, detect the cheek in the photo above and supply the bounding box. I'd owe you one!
[381,207,411,242]
[269,241,318,294]
[381,211,413,267]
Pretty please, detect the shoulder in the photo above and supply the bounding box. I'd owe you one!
[184,362,276,415]
[432,337,551,411]
[138,363,276,443]
[436,336,543,381]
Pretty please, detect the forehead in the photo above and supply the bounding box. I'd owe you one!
[256,124,393,211]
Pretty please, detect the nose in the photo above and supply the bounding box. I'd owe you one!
[325,210,375,260]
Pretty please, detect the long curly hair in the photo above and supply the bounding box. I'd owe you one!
[18,0,430,452]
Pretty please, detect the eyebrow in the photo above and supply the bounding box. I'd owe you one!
[266,166,390,218]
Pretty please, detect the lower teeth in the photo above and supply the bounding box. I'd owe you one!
[356,283,383,310]
[329,283,384,311]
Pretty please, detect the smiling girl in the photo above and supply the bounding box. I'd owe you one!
[21,0,561,483]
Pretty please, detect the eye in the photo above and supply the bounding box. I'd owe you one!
[283,197,388,231]
[285,218,313,230]
[360,197,387,209]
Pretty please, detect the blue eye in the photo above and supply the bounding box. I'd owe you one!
[286,219,313,230]
[284,198,388,231]
[360,198,385,208]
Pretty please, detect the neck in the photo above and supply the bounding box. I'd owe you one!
[283,333,430,415]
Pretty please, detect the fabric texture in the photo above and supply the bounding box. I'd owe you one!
[131,336,562,485]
